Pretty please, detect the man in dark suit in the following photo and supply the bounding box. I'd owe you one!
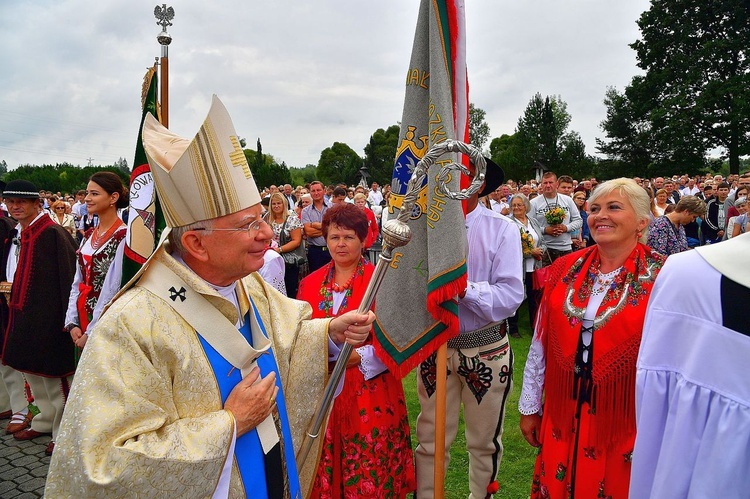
[283,184,297,210]
[665,180,681,204]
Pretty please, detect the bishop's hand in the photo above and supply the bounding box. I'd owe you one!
[224,367,278,437]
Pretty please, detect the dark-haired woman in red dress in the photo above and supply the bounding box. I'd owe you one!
[298,203,415,498]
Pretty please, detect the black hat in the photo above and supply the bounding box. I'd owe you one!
[478,158,505,198]
[3,179,40,199]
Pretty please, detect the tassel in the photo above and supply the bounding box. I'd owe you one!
[486,480,499,496]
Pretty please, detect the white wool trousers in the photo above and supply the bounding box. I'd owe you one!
[415,336,514,499]
[0,363,28,414]
[25,373,72,439]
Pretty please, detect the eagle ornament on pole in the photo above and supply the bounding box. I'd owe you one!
[154,4,173,128]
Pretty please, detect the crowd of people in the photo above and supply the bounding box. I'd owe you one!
[0,95,748,498]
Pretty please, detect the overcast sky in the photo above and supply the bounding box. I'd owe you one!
[0,0,652,174]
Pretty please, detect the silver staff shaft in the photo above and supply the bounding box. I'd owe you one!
[296,139,486,468]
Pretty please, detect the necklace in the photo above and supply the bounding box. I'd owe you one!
[319,257,365,316]
[543,194,559,210]
[590,267,622,296]
[332,270,358,292]
[91,219,123,250]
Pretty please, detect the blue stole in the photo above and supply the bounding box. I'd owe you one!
[197,299,301,499]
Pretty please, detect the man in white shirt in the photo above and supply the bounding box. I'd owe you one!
[489,184,510,216]
[415,159,524,499]
[664,180,681,204]
[681,177,701,196]
[367,181,384,207]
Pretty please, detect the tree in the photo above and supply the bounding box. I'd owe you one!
[0,160,7,178]
[240,138,292,189]
[596,86,653,177]
[114,157,129,174]
[597,83,708,177]
[515,93,579,175]
[629,0,750,174]
[289,164,318,186]
[558,131,596,180]
[3,164,129,193]
[489,133,527,184]
[469,103,491,152]
[316,142,362,186]
[363,125,400,187]
[265,161,292,188]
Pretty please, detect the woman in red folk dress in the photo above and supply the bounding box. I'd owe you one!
[64,172,129,358]
[298,203,415,499]
[353,192,380,252]
[519,178,666,498]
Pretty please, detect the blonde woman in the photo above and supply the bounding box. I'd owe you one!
[265,192,304,297]
[520,178,666,498]
[50,200,76,237]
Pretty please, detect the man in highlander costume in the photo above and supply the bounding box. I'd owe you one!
[415,160,525,498]
[47,96,374,498]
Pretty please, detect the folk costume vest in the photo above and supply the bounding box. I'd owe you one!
[77,225,127,332]
[3,215,77,377]
[535,243,665,450]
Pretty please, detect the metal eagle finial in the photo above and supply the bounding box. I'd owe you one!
[154,4,175,30]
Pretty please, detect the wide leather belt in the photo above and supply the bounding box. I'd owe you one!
[447,320,507,349]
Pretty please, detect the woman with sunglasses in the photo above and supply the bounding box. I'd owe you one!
[50,200,76,238]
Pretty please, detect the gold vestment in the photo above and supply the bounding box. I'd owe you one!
[46,251,329,498]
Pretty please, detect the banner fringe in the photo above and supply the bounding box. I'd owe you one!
[426,276,465,331]
[373,327,457,380]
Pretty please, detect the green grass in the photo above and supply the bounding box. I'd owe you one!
[401,303,537,498]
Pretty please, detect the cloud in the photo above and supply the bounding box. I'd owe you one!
[0,0,651,176]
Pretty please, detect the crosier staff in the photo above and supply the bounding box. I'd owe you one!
[297,140,487,469]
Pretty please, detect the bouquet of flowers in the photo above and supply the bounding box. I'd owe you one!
[545,206,567,225]
[520,228,535,258]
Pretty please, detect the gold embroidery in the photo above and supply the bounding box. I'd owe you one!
[230,135,252,179]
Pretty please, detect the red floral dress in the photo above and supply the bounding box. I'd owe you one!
[298,260,416,498]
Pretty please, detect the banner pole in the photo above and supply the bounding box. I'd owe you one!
[434,342,448,499]
[154,4,174,128]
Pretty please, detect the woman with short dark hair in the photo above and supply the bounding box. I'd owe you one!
[648,195,707,257]
[297,203,415,498]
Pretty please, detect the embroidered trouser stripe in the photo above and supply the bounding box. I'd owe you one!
[415,337,513,499]
[487,348,514,498]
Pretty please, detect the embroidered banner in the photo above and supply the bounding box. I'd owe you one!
[373,0,470,378]
[121,66,166,285]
